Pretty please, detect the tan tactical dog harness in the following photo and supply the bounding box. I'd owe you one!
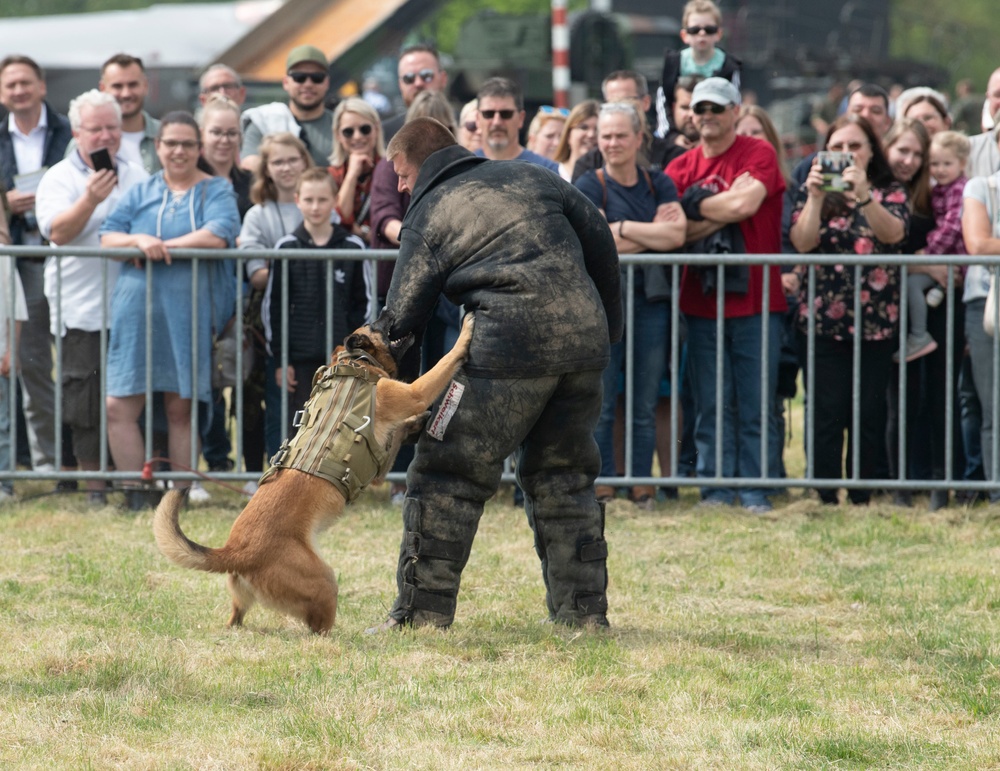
[259,351,389,502]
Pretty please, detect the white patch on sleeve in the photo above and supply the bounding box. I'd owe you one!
[426,381,465,441]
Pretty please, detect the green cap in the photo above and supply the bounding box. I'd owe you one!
[286,45,328,72]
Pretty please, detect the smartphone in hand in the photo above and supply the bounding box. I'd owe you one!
[90,147,116,175]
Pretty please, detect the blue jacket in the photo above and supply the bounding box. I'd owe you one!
[0,102,73,244]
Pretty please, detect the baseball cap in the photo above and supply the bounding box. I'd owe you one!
[286,45,329,72]
[691,77,741,107]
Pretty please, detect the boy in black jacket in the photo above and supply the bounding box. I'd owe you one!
[270,168,373,433]
[654,0,740,137]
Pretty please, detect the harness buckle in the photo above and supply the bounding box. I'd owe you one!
[292,409,306,428]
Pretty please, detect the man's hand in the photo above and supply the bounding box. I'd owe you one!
[6,189,35,215]
[85,169,117,206]
[276,364,298,393]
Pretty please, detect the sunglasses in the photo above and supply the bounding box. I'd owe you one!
[341,124,373,139]
[288,71,327,85]
[400,68,436,86]
[480,109,516,120]
[538,105,570,117]
[692,103,729,115]
[463,121,478,133]
[685,24,719,35]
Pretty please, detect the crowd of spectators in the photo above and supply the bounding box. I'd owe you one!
[2,0,1000,512]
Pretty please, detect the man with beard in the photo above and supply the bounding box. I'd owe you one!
[66,55,161,174]
[473,77,558,171]
[241,45,334,171]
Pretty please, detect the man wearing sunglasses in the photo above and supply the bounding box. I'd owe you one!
[664,76,786,514]
[381,44,448,143]
[473,77,558,172]
[241,45,334,172]
[653,0,740,138]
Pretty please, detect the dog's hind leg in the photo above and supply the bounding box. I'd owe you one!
[227,573,257,627]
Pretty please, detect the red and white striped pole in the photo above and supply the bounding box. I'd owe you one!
[552,0,569,109]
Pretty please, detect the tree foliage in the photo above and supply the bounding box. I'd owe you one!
[890,0,999,89]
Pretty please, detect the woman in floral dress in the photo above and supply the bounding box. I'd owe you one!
[789,114,910,504]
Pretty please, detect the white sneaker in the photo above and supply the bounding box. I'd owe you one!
[242,480,259,496]
[187,482,211,502]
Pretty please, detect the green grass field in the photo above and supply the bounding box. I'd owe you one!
[2,482,1000,769]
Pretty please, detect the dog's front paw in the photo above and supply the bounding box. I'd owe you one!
[456,312,475,357]
[403,410,432,435]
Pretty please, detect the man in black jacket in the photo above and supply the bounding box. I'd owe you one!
[0,55,73,475]
[368,117,622,631]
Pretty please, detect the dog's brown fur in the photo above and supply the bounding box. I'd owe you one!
[152,313,474,634]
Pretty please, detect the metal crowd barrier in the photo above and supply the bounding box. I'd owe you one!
[0,246,995,498]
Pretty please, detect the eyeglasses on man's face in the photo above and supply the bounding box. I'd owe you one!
[288,71,327,85]
[202,82,240,94]
[480,109,516,121]
[400,69,436,86]
[692,102,728,115]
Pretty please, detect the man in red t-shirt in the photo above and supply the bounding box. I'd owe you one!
[664,77,786,512]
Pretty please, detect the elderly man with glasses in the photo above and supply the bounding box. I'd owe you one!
[198,64,246,108]
[240,45,334,171]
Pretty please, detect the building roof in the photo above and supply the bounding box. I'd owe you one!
[0,1,281,69]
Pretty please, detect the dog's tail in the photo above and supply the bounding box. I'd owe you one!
[153,489,232,574]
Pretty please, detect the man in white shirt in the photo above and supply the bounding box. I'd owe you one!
[36,89,149,504]
[0,55,73,475]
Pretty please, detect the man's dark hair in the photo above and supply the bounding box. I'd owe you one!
[602,70,648,99]
[386,116,457,168]
[0,55,44,81]
[849,83,890,110]
[399,43,441,65]
[675,74,703,96]
[101,53,146,75]
[477,77,523,111]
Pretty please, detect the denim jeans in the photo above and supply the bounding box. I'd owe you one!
[686,312,782,507]
[964,299,1000,501]
[595,291,668,480]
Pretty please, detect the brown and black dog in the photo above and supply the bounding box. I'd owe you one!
[152,311,474,634]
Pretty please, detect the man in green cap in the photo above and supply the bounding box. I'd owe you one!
[241,44,335,171]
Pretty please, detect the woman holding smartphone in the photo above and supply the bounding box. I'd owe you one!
[788,114,910,505]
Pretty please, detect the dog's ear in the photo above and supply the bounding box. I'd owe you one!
[343,332,372,353]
